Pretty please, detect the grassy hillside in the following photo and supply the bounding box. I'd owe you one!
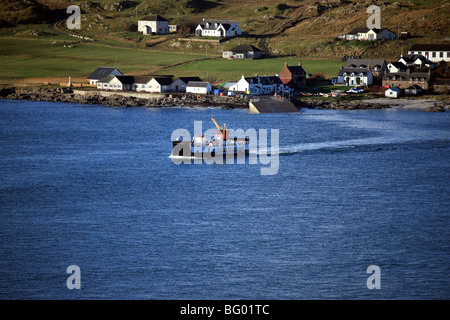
[0,0,448,82]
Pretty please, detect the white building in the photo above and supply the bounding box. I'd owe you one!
[147,77,172,93]
[195,19,242,38]
[186,81,212,94]
[138,15,169,35]
[387,62,407,73]
[97,75,134,91]
[385,88,401,98]
[228,75,284,95]
[408,44,450,63]
[132,76,153,92]
[345,27,396,41]
[334,67,374,86]
[87,67,122,85]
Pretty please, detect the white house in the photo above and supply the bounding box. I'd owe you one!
[132,76,153,92]
[335,67,373,86]
[138,15,169,35]
[398,54,437,69]
[387,61,407,73]
[97,75,134,91]
[229,75,284,95]
[408,44,450,63]
[195,19,242,38]
[385,88,401,98]
[186,81,212,94]
[146,77,172,93]
[345,27,396,41]
[88,67,122,85]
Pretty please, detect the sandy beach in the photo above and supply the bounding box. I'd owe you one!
[363,98,449,111]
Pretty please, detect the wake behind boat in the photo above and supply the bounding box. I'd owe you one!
[172,116,250,158]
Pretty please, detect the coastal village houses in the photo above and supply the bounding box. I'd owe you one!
[186,81,212,94]
[97,75,134,91]
[408,44,450,63]
[195,19,242,38]
[223,44,263,59]
[170,77,203,92]
[382,70,432,91]
[229,75,284,95]
[278,62,307,88]
[87,67,122,85]
[345,27,397,41]
[138,15,171,35]
[333,58,386,86]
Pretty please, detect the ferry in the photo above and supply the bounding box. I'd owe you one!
[172,116,250,158]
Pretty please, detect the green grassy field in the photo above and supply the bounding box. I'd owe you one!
[0,37,341,83]
[162,58,343,83]
[0,38,205,80]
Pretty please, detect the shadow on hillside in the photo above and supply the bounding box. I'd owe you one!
[186,0,221,13]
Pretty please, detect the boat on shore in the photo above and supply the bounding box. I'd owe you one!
[172,116,250,158]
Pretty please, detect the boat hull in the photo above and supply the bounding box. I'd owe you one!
[172,140,250,158]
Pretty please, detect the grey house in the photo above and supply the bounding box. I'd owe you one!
[170,77,202,92]
[223,44,263,59]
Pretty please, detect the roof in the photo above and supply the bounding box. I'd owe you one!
[347,27,393,35]
[399,54,429,64]
[406,84,423,90]
[187,81,211,87]
[133,76,153,84]
[230,44,262,53]
[268,76,283,85]
[409,44,450,52]
[140,15,168,22]
[338,68,371,76]
[198,19,237,31]
[347,27,370,35]
[345,58,386,70]
[97,75,134,84]
[115,75,135,84]
[87,67,120,80]
[383,72,431,81]
[174,77,203,84]
[152,77,173,85]
[389,61,407,69]
[97,75,115,84]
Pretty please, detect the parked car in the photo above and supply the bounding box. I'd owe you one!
[347,87,364,94]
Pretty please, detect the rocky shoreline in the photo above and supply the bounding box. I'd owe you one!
[0,87,249,109]
[0,87,448,111]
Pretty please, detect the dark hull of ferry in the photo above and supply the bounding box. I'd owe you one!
[172,141,250,158]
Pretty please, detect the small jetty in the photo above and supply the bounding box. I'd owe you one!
[249,96,299,113]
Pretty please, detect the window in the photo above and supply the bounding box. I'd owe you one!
[440,52,444,58]
[432,52,436,58]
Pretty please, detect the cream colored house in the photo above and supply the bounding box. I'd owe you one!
[138,15,169,35]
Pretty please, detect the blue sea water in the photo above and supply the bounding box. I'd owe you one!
[0,99,449,300]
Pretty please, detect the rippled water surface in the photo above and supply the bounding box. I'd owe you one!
[0,100,449,299]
